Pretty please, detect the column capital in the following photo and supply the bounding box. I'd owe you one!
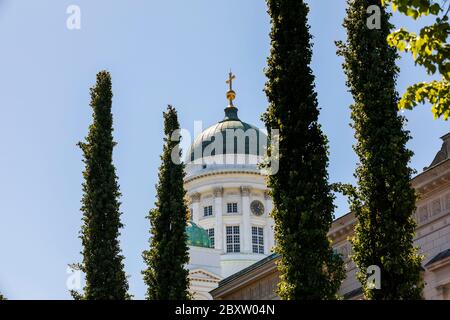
[213,187,224,197]
[240,186,251,197]
[189,192,201,203]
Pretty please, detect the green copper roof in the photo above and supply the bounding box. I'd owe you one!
[189,106,267,162]
[186,221,211,248]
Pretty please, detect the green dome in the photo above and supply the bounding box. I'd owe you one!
[186,221,212,248]
[189,106,267,162]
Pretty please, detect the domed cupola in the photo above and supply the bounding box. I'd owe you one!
[184,73,276,298]
[187,72,267,165]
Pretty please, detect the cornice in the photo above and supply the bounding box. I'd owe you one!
[329,212,356,240]
[426,256,450,272]
[412,159,450,195]
[184,169,263,184]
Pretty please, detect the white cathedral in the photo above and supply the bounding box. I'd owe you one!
[183,73,275,299]
[181,73,450,300]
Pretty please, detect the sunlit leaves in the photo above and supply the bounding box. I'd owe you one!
[384,0,449,120]
[383,0,441,19]
[399,81,450,119]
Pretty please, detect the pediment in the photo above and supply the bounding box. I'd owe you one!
[189,269,222,282]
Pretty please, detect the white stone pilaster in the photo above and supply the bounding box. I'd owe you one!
[213,187,224,251]
[190,192,201,224]
[241,186,251,253]
[263,225,269,255]
[264,190,274,252]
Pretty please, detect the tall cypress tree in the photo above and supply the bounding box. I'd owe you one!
[263,0,345,300]
[74,71,129,300]
[142,105,190,300]
[337,0,423,299]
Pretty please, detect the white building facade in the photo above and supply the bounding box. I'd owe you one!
[211,132,450,300]
[184,73,275,299]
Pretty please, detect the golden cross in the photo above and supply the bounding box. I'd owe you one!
[226,71,236,91]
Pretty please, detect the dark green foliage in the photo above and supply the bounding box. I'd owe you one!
[337,0,424,299]
[142,106,190,300]
[74,70,129,300]
[263,0,345,300]
[0,293,5,300]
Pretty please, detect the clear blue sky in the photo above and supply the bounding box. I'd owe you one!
[0,0,447,299]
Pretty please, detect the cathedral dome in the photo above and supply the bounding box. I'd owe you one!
[187,71,267,164]
[188,106,267,162]
[186,221,211,248]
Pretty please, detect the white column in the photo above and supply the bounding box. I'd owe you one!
[213,187,224,251]
[264,190,274,253]
[190,192,201,224]
[241,186,251,253]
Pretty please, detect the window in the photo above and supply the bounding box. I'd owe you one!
[203,205,213,217]
[252,226,264,254]
[207,228,215,248]
[226,226,240,253]
[227,202,238,213]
